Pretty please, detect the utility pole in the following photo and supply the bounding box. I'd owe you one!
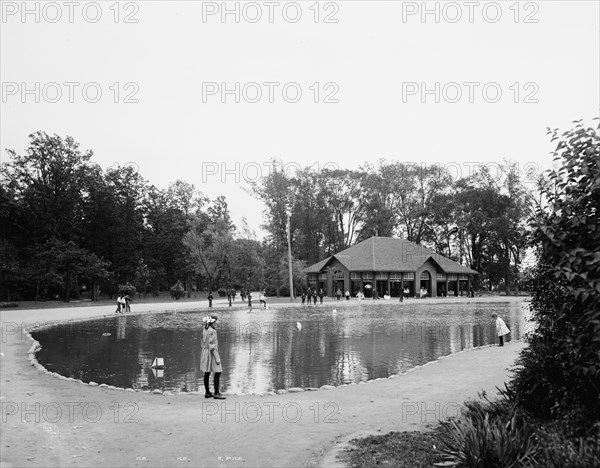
[287,213,295,301]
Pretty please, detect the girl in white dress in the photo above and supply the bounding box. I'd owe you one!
[492,313,510,346]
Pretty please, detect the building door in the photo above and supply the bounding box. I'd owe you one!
[420,271,431,297]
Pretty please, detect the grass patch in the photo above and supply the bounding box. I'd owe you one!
[339,429,452,468]
[340,385,600,468]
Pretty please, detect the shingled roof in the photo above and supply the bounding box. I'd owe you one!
[303,237,478,275]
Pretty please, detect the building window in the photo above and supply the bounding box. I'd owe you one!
[334,271,344,280]
[318,273,327,281]
[436,273,446,281]
[309,274,317,281]
[448,274,457,281]
[350,272,361,280]
[389,273,402,280]
[403,273,414,280]
[459,274,468,280]
[376,273,388,280]
[420,272,430,280]
[362,273,373,280]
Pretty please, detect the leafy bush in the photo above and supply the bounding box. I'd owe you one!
[264,285,277,297]
[278,285,290,297]
[119,282,137,297]
[217,287,226,297]
[512,121,600,434]
[169,280,184,300]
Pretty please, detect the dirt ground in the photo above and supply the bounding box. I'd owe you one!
[1,298,527,468]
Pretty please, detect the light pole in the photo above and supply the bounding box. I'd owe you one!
[286,211,295,301]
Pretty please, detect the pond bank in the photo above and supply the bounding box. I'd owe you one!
[1,299,527,467]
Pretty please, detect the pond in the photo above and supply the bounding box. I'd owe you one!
[32,301,528,394]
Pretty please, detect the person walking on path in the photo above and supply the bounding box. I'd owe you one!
[335,288,342,301]
[124,294,131,313]
[200,314,225,399]
[259,291,268,309]
[492,313,510,346]
[115,294,124,314]
[345,290,350,301]
[301,290,306,305]
[247,291,252,308]
[319,288,324,304]
[312,289,317,305]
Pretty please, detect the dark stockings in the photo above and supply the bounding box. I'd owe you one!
[204,371,222,394]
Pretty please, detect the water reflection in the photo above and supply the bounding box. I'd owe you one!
[33,302,526,394]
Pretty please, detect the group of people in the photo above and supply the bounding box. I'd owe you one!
[301,287,324,305]
[114,293,131,314]
[334,288,351,301]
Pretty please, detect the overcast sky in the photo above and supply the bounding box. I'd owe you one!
[2,0,599,238]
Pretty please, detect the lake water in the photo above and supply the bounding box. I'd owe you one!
[32,301,528,394]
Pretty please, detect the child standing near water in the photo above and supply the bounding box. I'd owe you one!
[492,313,510,346]
[200,314,225,399]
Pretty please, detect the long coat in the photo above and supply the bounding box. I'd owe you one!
[200,327,222,373]
[495,317,510,337]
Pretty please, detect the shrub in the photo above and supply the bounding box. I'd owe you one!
[264,285,277,297]
[169,280,184,300]
[217,287,226,297]
[441,413,537,468]
[278,285,290,297]
[533,429,600,468]
[511,121,600,434]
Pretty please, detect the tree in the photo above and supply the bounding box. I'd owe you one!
[2,131,95,246]
[318,168,367,250]
[183,218,233,293]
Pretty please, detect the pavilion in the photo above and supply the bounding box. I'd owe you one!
[303,236,478,298]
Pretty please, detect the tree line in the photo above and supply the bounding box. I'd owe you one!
[1,131,536,302]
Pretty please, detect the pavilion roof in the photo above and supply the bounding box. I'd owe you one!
[303,237,478,275]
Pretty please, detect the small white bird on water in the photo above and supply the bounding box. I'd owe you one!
[296,322,302,331]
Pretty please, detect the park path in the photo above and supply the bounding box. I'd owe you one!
[1,300,526,468]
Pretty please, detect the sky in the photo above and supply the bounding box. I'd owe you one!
[1,0,599,238]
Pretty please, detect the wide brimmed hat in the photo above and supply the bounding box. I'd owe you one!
[202,315,218,324]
